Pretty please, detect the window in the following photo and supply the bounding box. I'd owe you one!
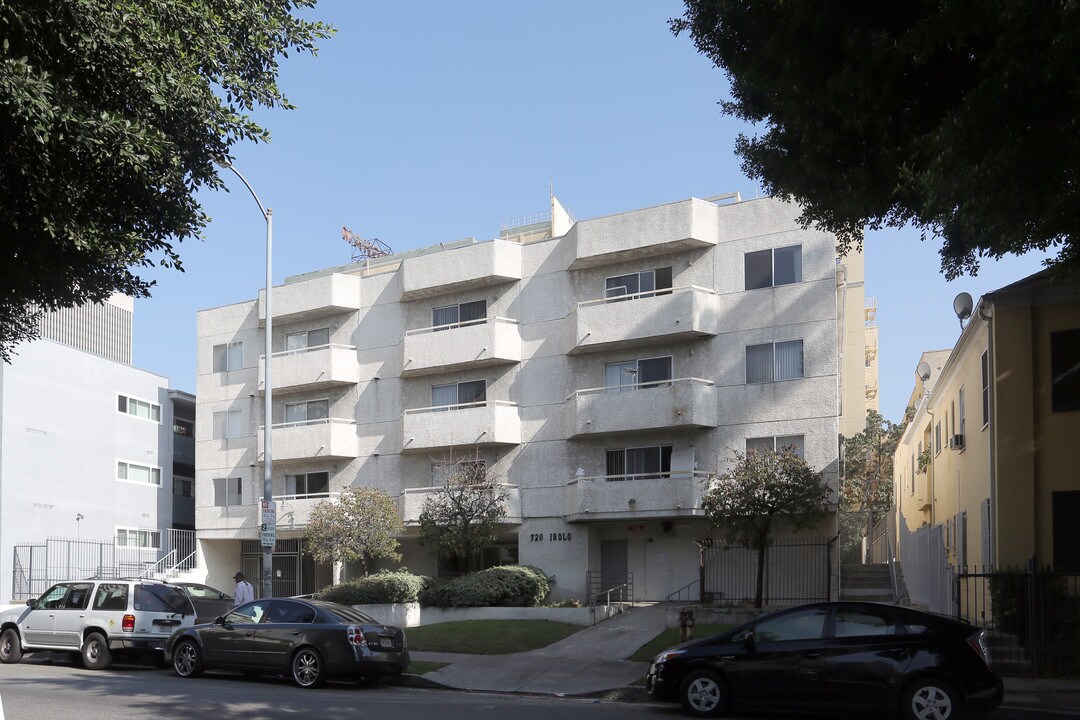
[752,607,826,642]
[117,394,161,422]
[93,584,129,612]
[746,340,804,383]
[1050,329,1080,412]
[213,477,243,506]
[746,435,804,458]
[226,601,270,624]
[432,300,486,329]
[431,460,486,486]
[116,528,161,548]
[284,399,329,425]
[173,418,194,436]
[266,600,317,624]
[285,327,330,353]
[834,607,899,637]
[981,351,990,427]
[910,454,915,495]
[432,380,486,409]
[934,422,942,455]
[958,386,966,437]
[284,471,330,498]
[605,267,672,300]
[213,342,243,372]
[173,476,194,497]
[117,461,161,487]
[213,409,245,439]
[604,356,672,391]
[605,445,673,480]
[744,245,802,290]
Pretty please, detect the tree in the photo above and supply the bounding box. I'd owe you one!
[702,448,830,608]
[670,2,1079,279]
[838,409,909,560]
[418,460,508,572]
[0,0,333,361]
[303,487,404,577]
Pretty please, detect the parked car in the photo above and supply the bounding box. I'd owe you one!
[646,601,1003,719]
[166,597,409,688]
[175,582,233,623]
[0,578,196,669]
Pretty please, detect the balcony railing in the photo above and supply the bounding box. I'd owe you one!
[565,470,712,522]
[567,285,719,354]
[398,484,522,525]
[566,377,718,437]
[257,417,358,463]
[402,317,521,377]
[271,491,341,531]
[402,400,521,452]
[259,343,358,395]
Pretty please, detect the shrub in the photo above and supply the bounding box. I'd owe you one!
[418,565,551,608]
[318,570,431,605]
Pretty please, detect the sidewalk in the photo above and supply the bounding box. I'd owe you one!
[407,603,1080,714]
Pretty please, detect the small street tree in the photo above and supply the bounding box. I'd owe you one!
[702,448,831,608]
[303,486,403,577]
[419,460,508,572]
[839,409,909,560]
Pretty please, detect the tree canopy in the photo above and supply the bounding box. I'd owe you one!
[303,487,404,576]
[671,1,1079,279]
[0,0,333,360]
[702,448,830,607]
[839,409,910,560]
[418,461,508,572]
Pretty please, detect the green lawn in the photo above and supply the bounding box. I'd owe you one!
[404,660,449,675]
[628,623,734,663]
[405,619,582,654]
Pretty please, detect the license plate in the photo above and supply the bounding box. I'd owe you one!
[379,638,393,648]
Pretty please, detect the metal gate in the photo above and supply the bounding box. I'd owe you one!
[703,537,832,606]
[240,538,332,598]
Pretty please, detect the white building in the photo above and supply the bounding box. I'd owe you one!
[0,295,195,602]
[196,194,865,601]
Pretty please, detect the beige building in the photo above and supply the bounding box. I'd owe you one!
[894,270,1080,611]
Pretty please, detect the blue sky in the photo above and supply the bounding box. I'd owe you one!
[133,0,1050,426]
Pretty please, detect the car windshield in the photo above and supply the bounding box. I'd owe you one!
[135,584,195,615]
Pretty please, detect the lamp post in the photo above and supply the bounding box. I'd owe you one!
[218,160,275,600]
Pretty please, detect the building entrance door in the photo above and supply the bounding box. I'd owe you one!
[600,540,628,601]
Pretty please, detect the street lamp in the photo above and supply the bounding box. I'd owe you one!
[218,159,275,600]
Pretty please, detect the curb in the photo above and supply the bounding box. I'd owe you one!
[397,674,655,704]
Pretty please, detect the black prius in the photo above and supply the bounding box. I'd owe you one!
[646,601,1003,719]
[165,597,408,688]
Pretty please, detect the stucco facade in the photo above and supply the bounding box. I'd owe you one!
[196,194,860,601]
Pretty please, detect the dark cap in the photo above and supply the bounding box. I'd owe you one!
[233,571,245,580]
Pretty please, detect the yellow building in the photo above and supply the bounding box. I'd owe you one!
[894,270,1080,610]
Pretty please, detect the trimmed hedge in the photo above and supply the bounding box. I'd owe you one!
[317,570,431,605]
[418,565,551,608]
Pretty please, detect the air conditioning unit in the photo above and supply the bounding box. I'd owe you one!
[949,434,965,451]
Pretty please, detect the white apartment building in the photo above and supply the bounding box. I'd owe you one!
[196,194,864,601]
[0,296,195,601]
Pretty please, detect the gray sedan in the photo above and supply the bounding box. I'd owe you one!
[165,597,409,688]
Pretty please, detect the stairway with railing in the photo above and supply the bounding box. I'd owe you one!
[586,570,634,607]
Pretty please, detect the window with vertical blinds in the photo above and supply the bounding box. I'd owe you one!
[746,340,803,383]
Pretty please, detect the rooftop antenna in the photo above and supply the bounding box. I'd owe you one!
[953,292,974,333]
[342,226,391,262]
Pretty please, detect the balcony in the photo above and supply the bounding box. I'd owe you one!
[271,492,341,531]
[195,502,258,537]
[401,317,521,377]
[567,198,718,270]
[566,378,718,438]
[564,470,710,522]
[567,285,719,354]
[259,344,358,395]
[398,484,522,525]
[257,418,358,464]
[401,401,521,453]
[259,273,361,325]
[400,239,522,300]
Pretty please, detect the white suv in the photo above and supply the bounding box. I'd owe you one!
[0,578,196,669]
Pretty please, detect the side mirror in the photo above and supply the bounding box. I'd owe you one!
[26,598,39,609]
[214,615,226,626]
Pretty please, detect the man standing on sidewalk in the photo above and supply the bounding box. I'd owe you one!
[233,571,254,607]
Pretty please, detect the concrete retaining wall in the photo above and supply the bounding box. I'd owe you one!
[352,602,624,627]
[664,605,777,629]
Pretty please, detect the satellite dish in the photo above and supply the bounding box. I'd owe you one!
[953,292,974,322]
[917,361,932,382]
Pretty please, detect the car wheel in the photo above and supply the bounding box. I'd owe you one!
[0,628,23,664]
[291,646,327,688]
[173,640,204,678]
[902,677,963,720]
[81,632,112,670]
[679,669,730,718]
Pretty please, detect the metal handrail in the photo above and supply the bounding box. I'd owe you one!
[567,376,715,401]
[261,343,356,359]
[138,549,177,579]
[268,417,356,430]
[404,316,518,336]
[568,469,712,484]
[404,399,518,415]
[666,579,700,602]
[575,284,718,310]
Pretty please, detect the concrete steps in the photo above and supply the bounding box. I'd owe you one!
[840,563,895,603]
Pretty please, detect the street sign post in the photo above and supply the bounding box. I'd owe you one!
[260,500,277,548]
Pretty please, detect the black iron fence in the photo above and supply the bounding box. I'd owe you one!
[957,566,1080,677]
[703,537,833,606]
